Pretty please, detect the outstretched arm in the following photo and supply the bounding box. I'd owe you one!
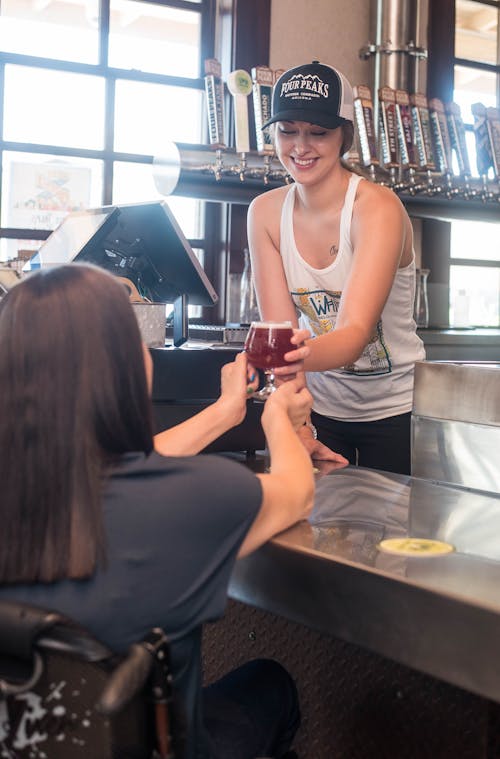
[154,353,258,456]
[237,379,315,557]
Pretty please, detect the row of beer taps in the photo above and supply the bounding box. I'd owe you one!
[200,58,500,203]
[190,147,500,204]
[358,164,500,202]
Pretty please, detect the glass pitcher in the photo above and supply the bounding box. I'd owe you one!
[239,248,260,324]
[414,268,430,328]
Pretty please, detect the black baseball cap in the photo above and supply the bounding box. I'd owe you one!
[263,61,354,130]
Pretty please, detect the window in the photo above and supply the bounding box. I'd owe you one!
[451,0,500,326]
[0,0,273,323]
[0,0,209,274]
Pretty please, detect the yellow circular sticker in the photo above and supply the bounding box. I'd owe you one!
[378,538,455,557]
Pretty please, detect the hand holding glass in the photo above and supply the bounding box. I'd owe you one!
[244,321,294,400]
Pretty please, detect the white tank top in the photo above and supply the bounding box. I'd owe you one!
[279,174,426,421]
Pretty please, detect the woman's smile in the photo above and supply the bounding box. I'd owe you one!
[292,156,318,169]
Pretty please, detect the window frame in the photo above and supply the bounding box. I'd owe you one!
[425,0,500,327]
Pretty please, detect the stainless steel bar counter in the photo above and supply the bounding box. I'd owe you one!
[230,465,500,704]
[203,460,500,758]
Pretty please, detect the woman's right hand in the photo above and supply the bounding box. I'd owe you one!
[218,352,259,427]
[273,328,311,382]
[261,378,313,432]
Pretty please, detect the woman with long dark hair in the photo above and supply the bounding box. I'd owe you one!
[0,263,314,759]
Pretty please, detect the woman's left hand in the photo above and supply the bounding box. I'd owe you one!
[273,328,310,381]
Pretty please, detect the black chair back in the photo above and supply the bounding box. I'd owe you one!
[0,600,177,758]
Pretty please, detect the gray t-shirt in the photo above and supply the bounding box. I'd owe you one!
[0,451,262,758]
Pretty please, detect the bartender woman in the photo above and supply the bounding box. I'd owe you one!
[248,60,425,475]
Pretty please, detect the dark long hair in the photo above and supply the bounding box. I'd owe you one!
[0,264,154,584]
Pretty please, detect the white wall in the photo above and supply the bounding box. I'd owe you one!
[269,0,372,89]
[268,0,423,268]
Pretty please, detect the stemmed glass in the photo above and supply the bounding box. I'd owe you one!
[244,321,294,400]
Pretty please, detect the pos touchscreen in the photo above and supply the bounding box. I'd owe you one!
[24,201,218,309]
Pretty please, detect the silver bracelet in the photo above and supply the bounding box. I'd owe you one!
[304,421,318,440]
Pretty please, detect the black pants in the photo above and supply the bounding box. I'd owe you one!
[203,658,299,759]
[312,410,412,475]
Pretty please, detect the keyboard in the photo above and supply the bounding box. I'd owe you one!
[188,324,248,345]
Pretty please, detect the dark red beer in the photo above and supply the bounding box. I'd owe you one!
[244,322,294,369]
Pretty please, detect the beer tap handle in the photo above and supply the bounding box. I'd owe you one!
[410,93,436,175]
[227,69,253,156]
[252,66,275,156]
[204,59,226,150]
[486,107,500,184]
[472,102,494,179]
[353,85,379,170]
[446,102,472,181]
[378,86,399,181]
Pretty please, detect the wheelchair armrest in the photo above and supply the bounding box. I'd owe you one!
[97,642,153,715]
[97,627,170,716]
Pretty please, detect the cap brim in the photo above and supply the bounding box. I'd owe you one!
[262,109,348,130]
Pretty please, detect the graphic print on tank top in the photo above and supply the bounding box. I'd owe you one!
[292,287,393,375]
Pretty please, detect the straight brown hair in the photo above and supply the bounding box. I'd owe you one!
[0,264,154,584]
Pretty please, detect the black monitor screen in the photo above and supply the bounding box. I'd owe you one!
[25,201,218,307]
[26,207,119,271]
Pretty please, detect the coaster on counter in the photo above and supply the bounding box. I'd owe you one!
[378,537,455,557]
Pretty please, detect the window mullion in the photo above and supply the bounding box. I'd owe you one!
[99,0,110,68]
[103,77,115,205]
[450,258,500,267]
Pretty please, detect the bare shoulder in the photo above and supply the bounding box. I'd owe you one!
[352,177,413,262]
[355,178,407,218]
[248,185,289,220]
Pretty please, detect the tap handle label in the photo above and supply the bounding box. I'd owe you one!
[353,85,378,167]
[486,107,500,179]
[395,89,417,169]
[204,58,226,148]
[410,93,436,170]
[432,99,453,173]
[428,98,451,174]
[227,69,253,153]
[378,86,398,167]
[252,66,274,154]
[445,102,471,176]
[471,102,493,176]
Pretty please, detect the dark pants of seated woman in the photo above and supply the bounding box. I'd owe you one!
[202,658,300,759]
[312,410,412,476]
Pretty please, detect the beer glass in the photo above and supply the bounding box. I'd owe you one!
[244,321,294,400]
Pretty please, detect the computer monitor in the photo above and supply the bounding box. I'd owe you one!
[26,201,218,304]
[25,207,120,271]
[25,201,219,345]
